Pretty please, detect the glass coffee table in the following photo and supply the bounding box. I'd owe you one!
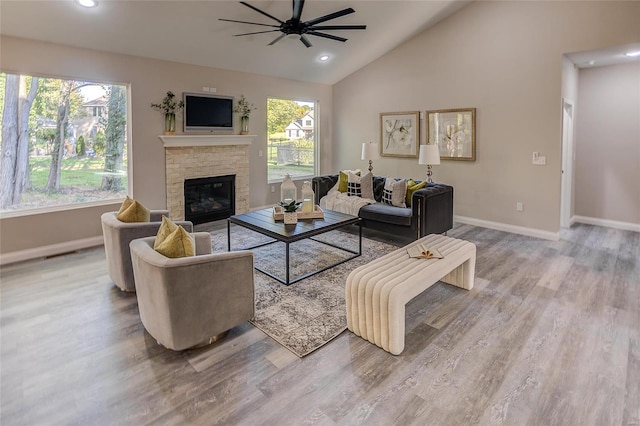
[227,208,361,285]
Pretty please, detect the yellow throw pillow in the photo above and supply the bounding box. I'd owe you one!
[406,180,426,207]
[118,196,134,215]
[154,216,176,249]
[154,226,195,258]
[116,197,150,223]
[339,169,361,193]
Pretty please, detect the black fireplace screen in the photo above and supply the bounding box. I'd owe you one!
[184,175,235,224]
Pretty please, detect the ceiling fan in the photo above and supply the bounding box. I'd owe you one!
[219,0,366,48]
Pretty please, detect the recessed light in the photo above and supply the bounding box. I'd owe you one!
[588,60,595,66]
[625,50,640,57]
[319,55,330,61]
[77,0,98,8]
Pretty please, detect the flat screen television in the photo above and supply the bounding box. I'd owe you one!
[183,93,234,133]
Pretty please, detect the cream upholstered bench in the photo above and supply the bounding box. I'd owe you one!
[346,234,476,355]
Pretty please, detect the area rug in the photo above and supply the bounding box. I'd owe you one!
[208,226,396,357]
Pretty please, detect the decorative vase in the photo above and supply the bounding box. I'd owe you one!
[240,116,249,135]
[164,113,176,135]
[283,211,298,225]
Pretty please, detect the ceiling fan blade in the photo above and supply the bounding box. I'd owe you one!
[268,33,287,46]
[300,35,312,48]
[306,31,348,43]
[219,18,280,28]
[240,1,284,24]
[303,8,354,27]
[292,0,305,22]
[308,25,366,31]
[234,29,281,37]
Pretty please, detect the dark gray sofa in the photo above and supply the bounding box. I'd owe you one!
[312,174,454,240]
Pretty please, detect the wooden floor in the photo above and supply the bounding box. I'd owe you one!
[1,223,638,425]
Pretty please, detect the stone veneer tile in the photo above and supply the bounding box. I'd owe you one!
[165,145,250,220]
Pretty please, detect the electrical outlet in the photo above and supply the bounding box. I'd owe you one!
[210,87,217,93]
[516,202,524,212]
[202,86,209,92]
[259,150,263,157]
[271,185,275,193]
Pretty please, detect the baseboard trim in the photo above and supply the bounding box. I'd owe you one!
[0,236,104,266]
[454,215,560,241]
[572,215,640,233]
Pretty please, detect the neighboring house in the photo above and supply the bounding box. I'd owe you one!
[67,96,107,154]
[285,111,314,140]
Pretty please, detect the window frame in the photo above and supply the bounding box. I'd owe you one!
[266,96,319,184]
[0,71,132,216]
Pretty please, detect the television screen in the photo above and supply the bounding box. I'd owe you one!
[183,93,234,133]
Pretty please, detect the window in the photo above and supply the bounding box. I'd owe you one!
[267,98,317,182]
[0,73,128,213]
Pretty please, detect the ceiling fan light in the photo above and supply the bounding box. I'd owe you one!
[319,55,329,61]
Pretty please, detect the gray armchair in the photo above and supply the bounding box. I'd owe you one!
[129,233,255,351]
[101,210,193,292]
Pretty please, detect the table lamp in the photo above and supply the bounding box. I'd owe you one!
[418,144,440,183]
[361,141,380,172]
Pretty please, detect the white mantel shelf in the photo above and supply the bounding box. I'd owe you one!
[159,134,255,148]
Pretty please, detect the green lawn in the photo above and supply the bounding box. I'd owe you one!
[29,155,127,188]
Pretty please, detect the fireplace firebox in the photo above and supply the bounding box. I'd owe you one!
[184,175,235,224]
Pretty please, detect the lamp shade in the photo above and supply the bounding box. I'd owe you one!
[419,144,440,165]
[361,142,380,161]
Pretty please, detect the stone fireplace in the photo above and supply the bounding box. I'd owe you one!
[160,135,253,221]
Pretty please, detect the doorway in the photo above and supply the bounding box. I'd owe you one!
[560,99,574,228]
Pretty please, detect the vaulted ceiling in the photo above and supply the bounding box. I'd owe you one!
[0,0,471,85]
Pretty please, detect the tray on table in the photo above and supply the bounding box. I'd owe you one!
[273,205,324,221]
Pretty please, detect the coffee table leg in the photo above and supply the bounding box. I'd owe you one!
[227,220,231,251]
[285,241,290,285]
[359,222,362,255]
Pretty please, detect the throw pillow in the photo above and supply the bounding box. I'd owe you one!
[406,180,427,207]
[338,169,361,193]
[359,171,374,200]
[154,216,177,249]
[154,225,195,258]
[116,196,150,223]
[118,195,134,215]
[382,177,408,208]
[347,171,362,197]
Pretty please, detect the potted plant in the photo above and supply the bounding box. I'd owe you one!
[151,91,184,135]
[278,199,301,224]
[234,95,256,135]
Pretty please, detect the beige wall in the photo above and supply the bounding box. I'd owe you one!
[332,1,640,235]
[0,35,332,258]
[574,62,640,225]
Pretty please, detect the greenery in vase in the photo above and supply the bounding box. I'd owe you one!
[234,95,256,118]
[279,200,301,212]
[150,91,184,114]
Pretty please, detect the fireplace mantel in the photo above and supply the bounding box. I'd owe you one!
[159,134,255,148]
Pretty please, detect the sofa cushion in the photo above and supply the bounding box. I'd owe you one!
[347,171,374,199]
[382,177,407,208]
[339,169,361,193]
[406,179,427,207]
[359,204,412,227]
[117,196,150,223]
[154,216,177,249]
[154,225,195,258]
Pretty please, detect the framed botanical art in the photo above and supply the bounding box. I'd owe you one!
[379,111,420,158]
[426,108,476,161]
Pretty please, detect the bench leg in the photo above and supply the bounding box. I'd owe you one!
[440,254,476,290]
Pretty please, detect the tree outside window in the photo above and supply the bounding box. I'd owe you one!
[0,73,128,212]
